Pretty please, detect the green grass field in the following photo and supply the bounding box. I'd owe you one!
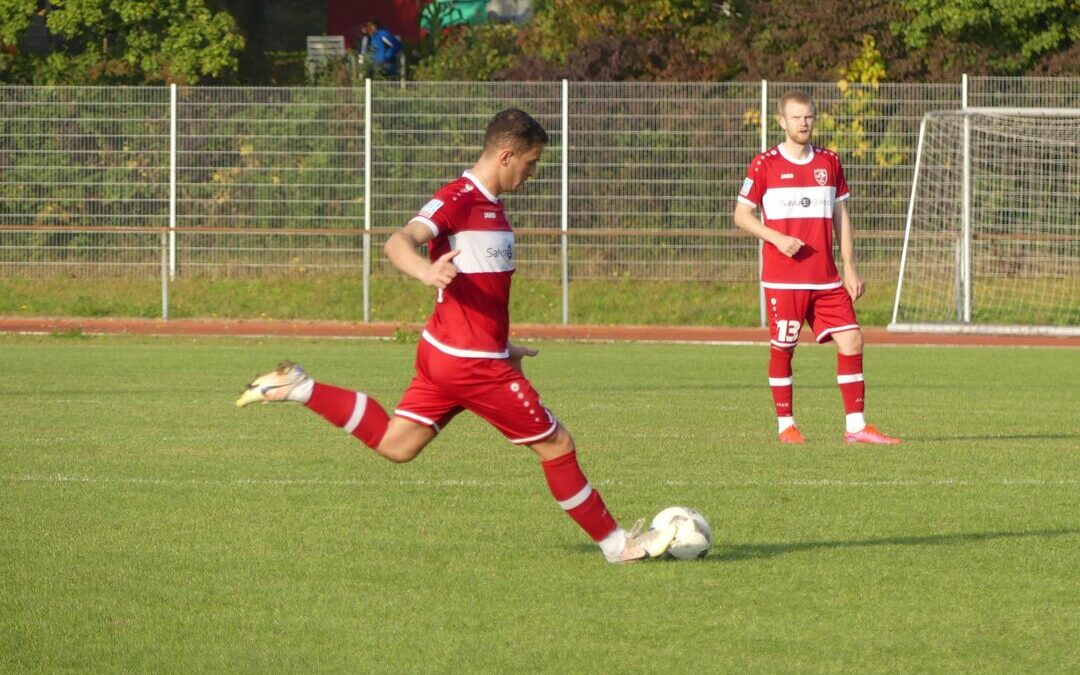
[2,334,1078,672]
[0,276,899,326]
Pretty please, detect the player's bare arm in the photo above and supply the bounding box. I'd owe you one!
[833,201,865,300]
[733,201,804,257]
[385,219,460,289]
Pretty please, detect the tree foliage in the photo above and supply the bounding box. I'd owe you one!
[893,0,1080,75]
[411,23,521,81]
[0,0,245,84]
[413,0,1078,82]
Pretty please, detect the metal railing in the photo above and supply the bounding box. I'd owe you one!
[1,77,1076,324]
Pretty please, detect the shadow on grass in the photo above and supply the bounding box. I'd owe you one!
[715,528,1080,563]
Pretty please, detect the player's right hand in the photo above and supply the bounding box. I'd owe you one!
[775,235,804,258]
[422,249,459,288]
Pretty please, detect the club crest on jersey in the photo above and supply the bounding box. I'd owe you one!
[814,169,828,186]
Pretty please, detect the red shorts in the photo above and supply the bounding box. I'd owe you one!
[394,339,559,444]
[764,286,859,349]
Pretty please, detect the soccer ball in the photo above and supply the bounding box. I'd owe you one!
[650,506,712,560]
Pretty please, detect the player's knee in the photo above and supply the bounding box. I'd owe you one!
[850,330,864,352]
[837,329,864,354]
[528,425,575,460]
[376,434,427,463]
[379,443,422,463]
[548,429,575,455]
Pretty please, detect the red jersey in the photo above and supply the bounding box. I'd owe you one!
[737,144,849,289]
[411,171,514,359]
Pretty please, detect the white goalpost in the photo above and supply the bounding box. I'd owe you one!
[890,108,1079,336]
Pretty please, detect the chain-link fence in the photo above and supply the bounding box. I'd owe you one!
[1,77,1077,323]
[0,86,170,276]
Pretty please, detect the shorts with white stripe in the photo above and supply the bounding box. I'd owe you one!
[394,338,559,444]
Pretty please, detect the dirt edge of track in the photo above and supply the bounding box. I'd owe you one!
[1,316,1077,347]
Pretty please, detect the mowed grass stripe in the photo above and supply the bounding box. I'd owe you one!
[5,474,1080,488]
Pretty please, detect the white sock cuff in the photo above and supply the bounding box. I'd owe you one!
[846,412,866,433]
[778,416,796,433]
[286,377,314,404]
[599,527,627,562]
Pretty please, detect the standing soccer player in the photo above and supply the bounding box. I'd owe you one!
[237,108,677,563]
[733,90,901,445]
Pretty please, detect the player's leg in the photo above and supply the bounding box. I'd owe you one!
[765,289,808,443]
[831,327,867,434]
[810,289,901,444]
[458,359,675,563]
[235,359,451,461]
[527,427,676,563]
[236,360,395,446]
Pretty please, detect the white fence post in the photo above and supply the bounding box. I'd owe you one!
[364,79,372,323]
[169,83,177,281]
[161,229,169,320]
[163,82,176,320]
[561,79,569,326]
[960,73,971,323]
[758,79,768,328]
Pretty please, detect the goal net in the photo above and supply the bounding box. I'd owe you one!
[890,108,1079,336]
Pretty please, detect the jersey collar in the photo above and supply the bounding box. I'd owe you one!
[462,171,499,204]
[777,143,815,165]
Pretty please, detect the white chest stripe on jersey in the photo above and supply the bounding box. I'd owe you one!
[447,230,515,274]
[761,185,837,221]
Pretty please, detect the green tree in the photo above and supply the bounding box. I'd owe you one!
[412,23,521,81]
[414,0,738,81]
[0,0,245,84]
[892,0,1080,74]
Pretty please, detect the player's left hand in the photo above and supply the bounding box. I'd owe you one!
[508,343,539,374]
[844,268,866,301]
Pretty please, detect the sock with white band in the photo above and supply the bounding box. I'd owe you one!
[541,451,619,545]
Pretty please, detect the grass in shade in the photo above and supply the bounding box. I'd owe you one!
[0,275,900,326]
[1,334,1078,672]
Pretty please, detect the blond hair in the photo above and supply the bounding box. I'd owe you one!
[778,90,814,116]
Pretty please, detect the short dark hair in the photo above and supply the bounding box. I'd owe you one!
[483,108,548,153]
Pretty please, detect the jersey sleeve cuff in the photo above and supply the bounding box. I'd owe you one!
[411,216,440,236]
[835,192,850,202]
[737,196,758,208]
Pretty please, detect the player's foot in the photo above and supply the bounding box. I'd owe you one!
[236,360,312,408]
[778,425,806,444]
[844,424,902,445]
[609,519,678,564]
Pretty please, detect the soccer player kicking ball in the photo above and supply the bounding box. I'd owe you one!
[733,90,901,445]
[237,108,677,563]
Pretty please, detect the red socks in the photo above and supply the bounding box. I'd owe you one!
[837,353,865,414]
[769,347,795,418]
[541,451,618,542]
[305,382,389,449]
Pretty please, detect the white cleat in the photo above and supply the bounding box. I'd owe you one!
[236,361,312,408]
[610,518,678,564]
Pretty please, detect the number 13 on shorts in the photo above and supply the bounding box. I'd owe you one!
[774,319,801,345]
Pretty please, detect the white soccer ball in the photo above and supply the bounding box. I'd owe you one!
[650,506,712,560]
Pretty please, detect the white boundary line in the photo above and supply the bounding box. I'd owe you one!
[5,330,1075,349]
[3,474,1077,489]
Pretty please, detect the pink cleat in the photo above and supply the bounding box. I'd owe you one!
[779,425,806,444]
[844,424,902,445]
